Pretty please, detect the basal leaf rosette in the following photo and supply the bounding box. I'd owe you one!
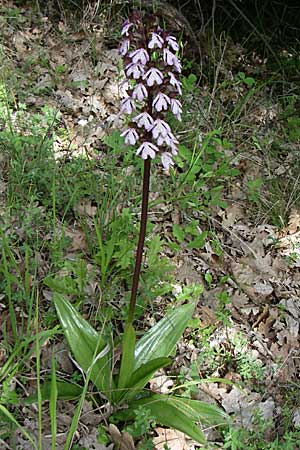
[119,11,182,171]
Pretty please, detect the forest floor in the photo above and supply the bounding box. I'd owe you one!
[0,1,300,449]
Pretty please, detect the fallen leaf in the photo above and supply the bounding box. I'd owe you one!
[64,227,87,251]
[108,424,135,450]
[153,427,190,450]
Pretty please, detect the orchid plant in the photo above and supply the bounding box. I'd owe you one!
[49,10,228,447]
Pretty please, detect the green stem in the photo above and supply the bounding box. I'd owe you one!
[128,158,151,324]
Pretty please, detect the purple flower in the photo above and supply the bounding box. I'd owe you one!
[163,48,176,66]
[121,20,133,36]
[166,35,179,52]
[148,32,164,49]
[156,132,179,147]
[119,39,130,56]
[173,55,182,73]
[136,142,159,159]
[132,83,148,102]
[168,72,182,95]
[133,112,154,131]
[126,63,145,79]
[170,98,182,120]
[120,97,136,115]
[143,68,164,86]
[151,119,171,139]
[129,48,150,65]
[161,152,174,170]
[121,128,139,145]
[153,92,170,112]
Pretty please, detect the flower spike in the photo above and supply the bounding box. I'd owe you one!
[119,11,182,170]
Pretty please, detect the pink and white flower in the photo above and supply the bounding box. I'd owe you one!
[152,92,170,112]
[126,63,144,79]
[148,32,164,49]
[121,128,139,145]
[166,35,179,52]
[133,112,154,131]
[143,68,164,86]
[163,48,176,66]
[161,152,174,170]
[136,142,159,159]
[156,132,179,147]
[121,20,133,36]
[168,72,182,95]
[151,119,171,139]
[170,98,182,120]
[129,48,150,65]
[119,39,130,56]
[120,97,136,115]
[172,55,182,73]
[132,83,148,102]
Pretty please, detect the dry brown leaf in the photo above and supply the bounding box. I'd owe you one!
[149,372,174,394]
[221,203,244,228]
[108,424,135,450]
[287,209,300,235]
[64,227,87,251]
[75,199,97,217]
[153,428,190,450]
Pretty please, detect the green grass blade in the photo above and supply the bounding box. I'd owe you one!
[0,405,38,450]
[50,357,57,450]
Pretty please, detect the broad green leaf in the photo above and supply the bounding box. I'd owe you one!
[131,394,229,444]
[120,357,171,404]
[130,394,206,444]
[134,303,195,370]
[24,381,83,403]
[53,293,112,396]
[118,324,136,390]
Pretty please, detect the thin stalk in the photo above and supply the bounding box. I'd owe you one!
[128,158,151,324]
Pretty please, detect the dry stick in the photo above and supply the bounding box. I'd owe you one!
[128,158,151,324]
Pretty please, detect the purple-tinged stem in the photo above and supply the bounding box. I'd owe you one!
[128,158,151,324]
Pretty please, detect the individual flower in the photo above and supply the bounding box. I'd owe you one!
[120,97,136,115]
[143,68,164,86]
[170,142,178,155]
[151,119,171,139]
[136,142,159,159]
[119,39,130,56]
[156,132,179,147]
[166,35,179,52]
[170,98,182,120]
[152,92,170,112]
[172,55,182,73]
[126,63,145,79]
[161,152,175,170]
[133,112,154,131]
[148,32,164,49]
[121,20,134,36]
[121,128,139,145]
[132,83,148,102]
[129,48,150,65]
[168,72,182,95]
[163,48,176,66]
